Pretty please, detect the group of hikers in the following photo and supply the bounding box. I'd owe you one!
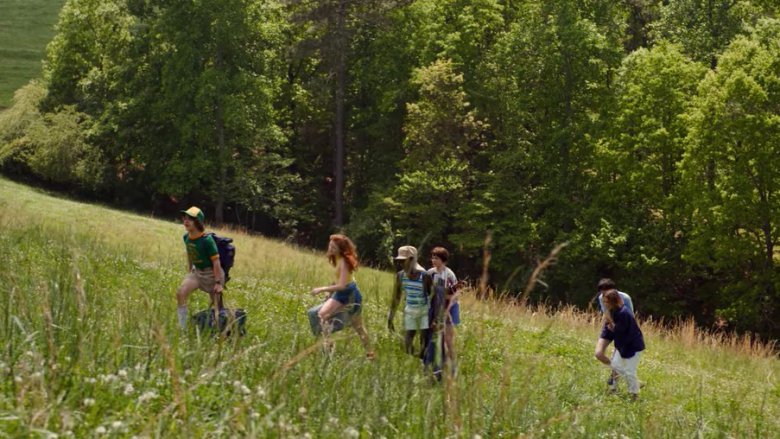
[174,206,645,398]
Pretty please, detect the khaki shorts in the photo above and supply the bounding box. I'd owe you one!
[183,268,224,293]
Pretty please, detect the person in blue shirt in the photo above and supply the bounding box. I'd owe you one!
[595,289,645,399]
[594,278,634,390]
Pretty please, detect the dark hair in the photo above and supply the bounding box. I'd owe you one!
[431,246,449,263]
[193,219,205,232]
[597,278,616,291]
[328,234,359,272]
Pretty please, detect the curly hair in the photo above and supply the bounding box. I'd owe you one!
[327,234,359,272]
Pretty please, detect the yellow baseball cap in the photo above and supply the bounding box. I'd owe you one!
[180,206,205,223]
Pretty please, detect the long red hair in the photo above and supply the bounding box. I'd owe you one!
[328,234,358,272]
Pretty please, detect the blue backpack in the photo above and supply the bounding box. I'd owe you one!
[207,233,235,282]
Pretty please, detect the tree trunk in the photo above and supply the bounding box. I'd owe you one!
[215,46,227,226]
[333,0,347,228]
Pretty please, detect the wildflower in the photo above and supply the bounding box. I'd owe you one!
[240,385,250,395]
[123,383,135,395]
[95,426,106,435]
[344,427,359,438]
[138,391,158,403]
[13,376,22,383]
[111,421,124,430]
[117,369,128,378]
[256,386,266,397]
[85,377,97,384]
[298,406,307,416]
[83,398,96,407]
[250,411,260,419]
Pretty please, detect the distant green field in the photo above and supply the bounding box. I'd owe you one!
[0,0,64,108]
[0,176,778,437]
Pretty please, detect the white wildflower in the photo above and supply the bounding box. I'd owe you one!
[83,398,95,407]
[256,386,266,397]
[298,406,307,416]
[31,372,42,379]
[123,383,135,395]
[329,417,339,425]
[250,411,260,419]
[344,427,359,438]
[13,376,22,383]
[95,426,106,435]
[85,377,97,384]
[111,421,124,430]
[138,391,158,403]
[240,385,250,395]
[117,369,128,378]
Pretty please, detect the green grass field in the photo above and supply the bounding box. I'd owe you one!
[0,0,64,109]
[0,176,778,437]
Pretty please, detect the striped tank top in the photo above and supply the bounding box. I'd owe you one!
[401,271,427,307]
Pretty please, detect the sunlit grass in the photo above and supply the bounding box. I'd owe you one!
[1,177,778,437]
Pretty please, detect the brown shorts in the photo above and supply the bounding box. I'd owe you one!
[183,268,224,293]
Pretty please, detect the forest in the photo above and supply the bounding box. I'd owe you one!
[1,0,779,339]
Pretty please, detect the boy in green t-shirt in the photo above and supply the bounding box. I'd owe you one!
[176,206,225,329]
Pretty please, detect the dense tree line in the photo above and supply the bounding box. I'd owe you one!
[1,0,779,338]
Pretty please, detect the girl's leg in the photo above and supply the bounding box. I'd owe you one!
[610,352,641,395]
[175,275,199,329]
[350,316,374,359]
[318,298,345,340]
[621,353,641,395]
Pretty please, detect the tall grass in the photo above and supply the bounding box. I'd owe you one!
[1,177,778,437]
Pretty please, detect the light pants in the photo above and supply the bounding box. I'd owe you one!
[611,351,641,394]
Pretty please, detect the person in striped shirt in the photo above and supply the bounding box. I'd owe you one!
[387,245,434,358]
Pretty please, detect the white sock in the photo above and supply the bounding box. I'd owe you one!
[177,306,188,329]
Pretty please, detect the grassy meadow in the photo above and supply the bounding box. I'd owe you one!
[0,176,778,437]
[0,0,64,108]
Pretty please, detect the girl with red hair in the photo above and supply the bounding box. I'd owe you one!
[311,234,374,358]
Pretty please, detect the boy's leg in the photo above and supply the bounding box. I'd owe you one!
[594,337,611,365]
[176,274,199,329]
[404,330,417,355]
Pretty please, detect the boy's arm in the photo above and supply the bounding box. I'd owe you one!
[388,273,402,331]
[211,257,223,294]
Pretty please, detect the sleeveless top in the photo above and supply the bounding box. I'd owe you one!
[401,271,427,307]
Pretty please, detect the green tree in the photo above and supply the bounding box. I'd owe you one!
[586,42,706,314]
[387,59,488,252]
[653,0,764,68]
[681,18,780,334]
[477,0,624,296]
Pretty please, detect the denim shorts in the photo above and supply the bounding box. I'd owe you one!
[331,282,362,316]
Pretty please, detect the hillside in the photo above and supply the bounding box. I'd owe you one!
[0,0,64,108]
[0,177,777,437]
